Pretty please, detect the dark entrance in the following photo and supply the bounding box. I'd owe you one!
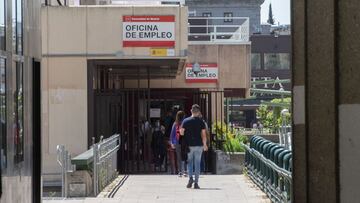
[89,88,223,174]
[87,60,235,174]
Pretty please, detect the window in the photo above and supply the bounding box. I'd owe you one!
[189,10,196,17]
[251,53,261,70]
[0,58,6,169]
[12,0,23,55]
[202,12,212,17]
[224,12,233,22]
[264,53,290,70]
[0,0,5,50]
[14,62,23,163]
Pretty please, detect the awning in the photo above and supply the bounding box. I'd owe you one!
[91,59,186,79]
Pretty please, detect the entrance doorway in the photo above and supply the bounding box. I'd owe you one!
[87,60,233,174]
[89,87,222,174]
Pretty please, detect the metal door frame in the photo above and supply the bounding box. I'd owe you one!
[88,62,227,174]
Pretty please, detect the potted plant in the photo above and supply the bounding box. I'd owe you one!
[211,123,248,174]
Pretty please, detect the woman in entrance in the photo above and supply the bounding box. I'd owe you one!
[170,110,187,177]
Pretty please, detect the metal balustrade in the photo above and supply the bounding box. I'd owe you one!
[56,145,75,197]
[56,134,120,197]
[93,134,121,195]
[188,17,250,44]
[244,136,292,203]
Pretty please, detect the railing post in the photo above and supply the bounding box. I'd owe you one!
[213,26,217,41]
[64,150,69,197]
[57,145,66,197]
[93,143,98,196]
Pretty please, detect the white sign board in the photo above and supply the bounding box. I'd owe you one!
[185,63,218,83]
[150,108,161,118]
[123,15,175,47]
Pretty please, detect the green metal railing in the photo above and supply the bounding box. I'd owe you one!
[244,136,292,203]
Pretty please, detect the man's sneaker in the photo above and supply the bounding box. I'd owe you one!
[186,178,194,188]
[178,172,183,177]
[194,183,200,189]
[183,171,188,177]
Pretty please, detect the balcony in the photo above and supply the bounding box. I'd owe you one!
[188,17,250,44]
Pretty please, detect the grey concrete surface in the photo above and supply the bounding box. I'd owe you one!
[43,175,270,203]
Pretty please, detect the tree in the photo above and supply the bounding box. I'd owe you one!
[267,3,275,25]
[256,98,291,133]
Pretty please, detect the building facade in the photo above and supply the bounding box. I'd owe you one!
[41,4,251,176]
[0,0,41,202]
[186,0,264,34]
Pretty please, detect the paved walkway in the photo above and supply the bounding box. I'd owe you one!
[44,175,270,203]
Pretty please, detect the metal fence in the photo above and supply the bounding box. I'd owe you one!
[93,134,121,195]
[56,134,120,197]
[279,127,292,151]
[56,145,75,197]
[244,136,292,203]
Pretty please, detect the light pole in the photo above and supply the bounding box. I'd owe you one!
[281,108,289,149]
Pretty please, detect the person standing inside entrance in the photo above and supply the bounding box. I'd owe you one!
[180,104,208,189]
[170,110,186,176]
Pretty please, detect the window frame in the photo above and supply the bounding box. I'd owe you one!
[0,0,5,50]
[264,53,291,70]
[12,0,23,55]
[224,12,233,23]
[251,53,262,70]
[14,62,24,164]
[0,58,6,169]
[202,12,212,17]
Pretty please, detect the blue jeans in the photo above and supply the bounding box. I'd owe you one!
[187,146,203,183]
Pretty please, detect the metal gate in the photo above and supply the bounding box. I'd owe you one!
[90,88,224,174]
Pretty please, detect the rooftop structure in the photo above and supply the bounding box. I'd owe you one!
[186,0,264,34]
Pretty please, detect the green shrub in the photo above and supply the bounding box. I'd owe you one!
[256,98,291,133]
[212,123,247,152]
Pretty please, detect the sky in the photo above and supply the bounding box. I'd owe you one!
[261,0,291,25]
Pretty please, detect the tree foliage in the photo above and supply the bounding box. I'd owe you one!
[267,3,275,25]
[256,98,291,133]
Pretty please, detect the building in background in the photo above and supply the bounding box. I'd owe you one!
[186,0,264,34]
[185,0,292,128]
[231,33,291,128]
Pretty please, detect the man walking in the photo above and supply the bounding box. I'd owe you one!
[180,104,208,189]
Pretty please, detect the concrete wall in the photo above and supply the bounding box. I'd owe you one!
[41,57,88,174]
[292,0,360,202]
[42,6,188,58]
[124,44,251,91]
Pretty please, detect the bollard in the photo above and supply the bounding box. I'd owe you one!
[273,148,284,188]
[269,145,283,185]
[283,153,292,201]
[277,150,291,193]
